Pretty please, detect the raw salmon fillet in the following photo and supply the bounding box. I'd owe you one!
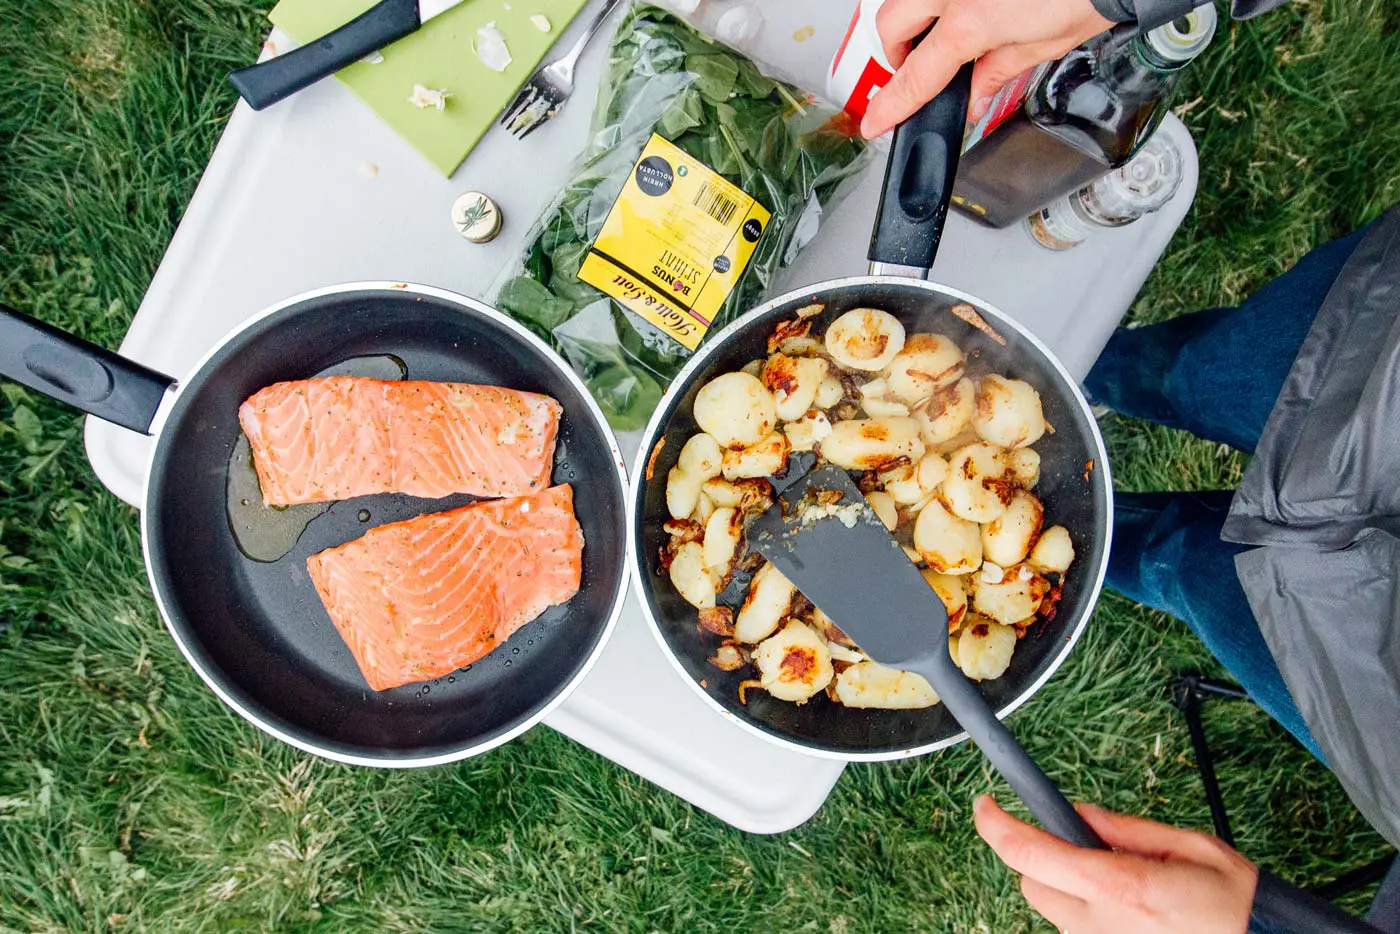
[238,377,562,506]
[306,484,584,692]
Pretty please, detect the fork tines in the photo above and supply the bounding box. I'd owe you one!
[499,78,561,138]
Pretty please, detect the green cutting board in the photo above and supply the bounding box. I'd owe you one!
[269,0,590,176]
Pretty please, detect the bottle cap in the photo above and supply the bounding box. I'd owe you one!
[1078,132,1185,225]
[1146,4,1217,63]
[1116,134,1183,210]
[451,191,502,243]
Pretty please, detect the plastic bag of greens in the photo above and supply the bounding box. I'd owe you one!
[491,2,871,431]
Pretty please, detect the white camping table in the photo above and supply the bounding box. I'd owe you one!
[84,0,1197,833]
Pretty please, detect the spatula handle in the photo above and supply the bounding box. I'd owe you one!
[916,657,1108,849]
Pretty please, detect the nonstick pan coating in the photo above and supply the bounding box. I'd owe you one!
[631,278,1111,760]
[142,285,628,765]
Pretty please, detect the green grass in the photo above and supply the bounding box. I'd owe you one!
[1,0,1398,930]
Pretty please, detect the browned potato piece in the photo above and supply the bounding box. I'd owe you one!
[972,565,1050,625]
[784,411,833,452]
[941,442,1018,523]
[1028,525,1075,573]
[735,562,796,643]
[694,372,777,449]
[669,542,715,609]
[913,499,982,574]
[972,375,1046,449]
[721,431,790,480]
[821,417,925,471]
[762,353,830,422]
[1004,447,1041,488]
[916,377,975,446]
[981,490,1045,567]
[865,491,898,530]
[825,309,906,371]
[835,662,939,709]
[702,507,742,585]
[884,333,965,403]
[815,374,846,409]
[957,617,1017,680]
[665,433,722,520]
[858,378,911,417]
[753,621,834,702]
[881,452,949,505]
[920,568,968,630]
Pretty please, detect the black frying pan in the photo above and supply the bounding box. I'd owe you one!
[631,281,1111,760]
[628,64,1113,845]
[0,283,629,765]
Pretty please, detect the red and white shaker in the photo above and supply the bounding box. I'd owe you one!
[828,0,893,119]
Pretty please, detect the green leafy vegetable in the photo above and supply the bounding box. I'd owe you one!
[492,4,870,430]
[495,277,574,340]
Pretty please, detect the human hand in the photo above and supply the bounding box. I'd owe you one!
[861,0,1115,138]
[973,795,1259,934]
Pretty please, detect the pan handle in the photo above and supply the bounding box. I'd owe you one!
[867,59,974,276]
[0,305,174,435]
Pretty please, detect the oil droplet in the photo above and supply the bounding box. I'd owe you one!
[464,665,473,672]
[512,647,520,655]
[358,509,371,522]
[527,639,534,646]
[503,659,513,667]
[421,684,431,695]
[240,498,249,507]
[447,676,456,683]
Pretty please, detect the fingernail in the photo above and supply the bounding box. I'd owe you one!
[859,115,877,139]
[970,96,992,121]
[973,794,995,813]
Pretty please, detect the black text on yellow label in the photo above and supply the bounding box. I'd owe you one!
[578,134,771,351]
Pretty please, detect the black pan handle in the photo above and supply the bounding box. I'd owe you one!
[908,650,1109,850]
[868,59,974,273]
[228,0,421,111]
[0,305,174,435]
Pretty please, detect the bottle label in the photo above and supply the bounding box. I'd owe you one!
[578,134,772,351]
[1026,203,1090,250]
[828,0,894,118]
[963,61,1052,151]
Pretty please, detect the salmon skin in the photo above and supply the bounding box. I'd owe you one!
[238,377,562,506]
[306,484,584,692]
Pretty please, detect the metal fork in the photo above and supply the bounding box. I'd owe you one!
[499,0,623,139]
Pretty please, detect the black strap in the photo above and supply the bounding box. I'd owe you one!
[1249,869,1383,934]
[1090,0,1137,23]
[1090,0,1210,30]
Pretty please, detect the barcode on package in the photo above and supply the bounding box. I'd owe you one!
[692,183,739,226]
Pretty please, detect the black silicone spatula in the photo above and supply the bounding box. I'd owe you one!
[749,462,1107,849]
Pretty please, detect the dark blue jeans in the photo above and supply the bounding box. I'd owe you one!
[1083,226,1371,759]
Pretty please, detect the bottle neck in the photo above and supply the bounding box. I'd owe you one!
[1131,31,1192,73]
[1100,31,1185,99]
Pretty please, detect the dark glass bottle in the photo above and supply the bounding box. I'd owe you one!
[951,5,1215,228]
